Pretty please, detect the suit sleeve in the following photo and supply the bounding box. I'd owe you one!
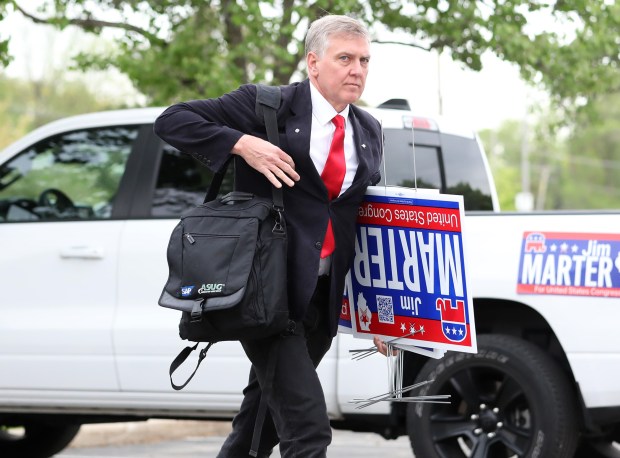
[153,84,259,172]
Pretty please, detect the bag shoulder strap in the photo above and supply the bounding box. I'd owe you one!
[255,84,283,209]
[255,84,281,139]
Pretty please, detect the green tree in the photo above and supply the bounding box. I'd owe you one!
[479,120,524,210]
[482,114,572,211]
[0,74,122,149]
[480,95,620,211]
[0,0,618,107]
[554,93,620,209]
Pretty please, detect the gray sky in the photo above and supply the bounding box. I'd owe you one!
[363,42,534,130]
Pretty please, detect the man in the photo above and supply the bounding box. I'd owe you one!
[154,15,382,457]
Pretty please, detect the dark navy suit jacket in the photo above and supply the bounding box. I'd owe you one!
[154,79,383,336]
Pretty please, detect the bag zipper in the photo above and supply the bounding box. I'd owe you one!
[184,232,240,245]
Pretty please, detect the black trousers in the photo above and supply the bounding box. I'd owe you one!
[216,276,333,458]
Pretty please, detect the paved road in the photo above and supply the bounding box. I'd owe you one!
[57,429,414,457]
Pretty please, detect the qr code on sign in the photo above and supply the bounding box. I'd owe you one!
[376,295,394,324]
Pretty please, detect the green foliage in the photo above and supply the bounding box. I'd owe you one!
[479,120,524,210]
[1,0,618,108]
[533,1,620,114]
[0,1,12,66]
[555,93,620,209]
[0,74,122,150]
[480,95,620,211]
[0,39,10,67]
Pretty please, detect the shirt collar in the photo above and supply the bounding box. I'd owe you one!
[310,80,350,126]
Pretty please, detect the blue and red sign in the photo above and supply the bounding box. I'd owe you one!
[340,187,476,353]
[517,231,620,298]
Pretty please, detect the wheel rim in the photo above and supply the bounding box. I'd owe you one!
[427,365,535,458]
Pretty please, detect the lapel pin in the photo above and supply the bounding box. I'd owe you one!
[361,144,367,149]
[295,128,300,133]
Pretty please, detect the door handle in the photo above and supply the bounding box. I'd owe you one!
[60,246,105,259]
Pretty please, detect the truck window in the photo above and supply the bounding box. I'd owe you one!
[151,143,234,217]
[150,128,494,217]
[379,128,494,211]
[0,127,137,222]
[380,128,442,190]
[441,134,494,211]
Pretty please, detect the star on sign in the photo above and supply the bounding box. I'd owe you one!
[560,242,569,253]
[550,244,557,252]
[410,325,416,334]
[419,325,425,334]
[400,323,406,332]
[445,325,451,334]
[571,244,579,253]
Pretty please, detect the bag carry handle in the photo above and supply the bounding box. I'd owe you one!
[204,84,283,210]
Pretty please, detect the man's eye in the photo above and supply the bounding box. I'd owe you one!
[339,56,350,62]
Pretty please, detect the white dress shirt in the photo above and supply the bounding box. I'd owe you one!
[309,82,359,196]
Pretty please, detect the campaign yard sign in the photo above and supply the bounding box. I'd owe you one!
[341,186,476,354]
[517,231,620,298]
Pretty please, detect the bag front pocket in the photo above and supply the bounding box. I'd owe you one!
[172,216,258,302]
[180,232,240,298]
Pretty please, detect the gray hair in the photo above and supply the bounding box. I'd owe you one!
[305,15,370,57]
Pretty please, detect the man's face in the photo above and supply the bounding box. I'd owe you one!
[307,34,370,112]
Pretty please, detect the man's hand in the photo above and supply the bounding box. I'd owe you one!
[373,335,397,356]
[232,134,300,188]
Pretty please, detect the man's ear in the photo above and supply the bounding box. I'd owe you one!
[307,52,319,76]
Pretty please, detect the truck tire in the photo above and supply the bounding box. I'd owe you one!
[406,334,579,458]
[0,420,80,458]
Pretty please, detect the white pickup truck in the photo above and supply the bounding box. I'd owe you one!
[0,102,619,458]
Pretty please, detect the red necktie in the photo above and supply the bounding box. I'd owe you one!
[320,114,346,258]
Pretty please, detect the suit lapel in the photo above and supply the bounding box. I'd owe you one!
[284,80,326,191]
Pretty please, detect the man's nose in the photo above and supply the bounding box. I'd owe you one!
[349,60,363,75]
